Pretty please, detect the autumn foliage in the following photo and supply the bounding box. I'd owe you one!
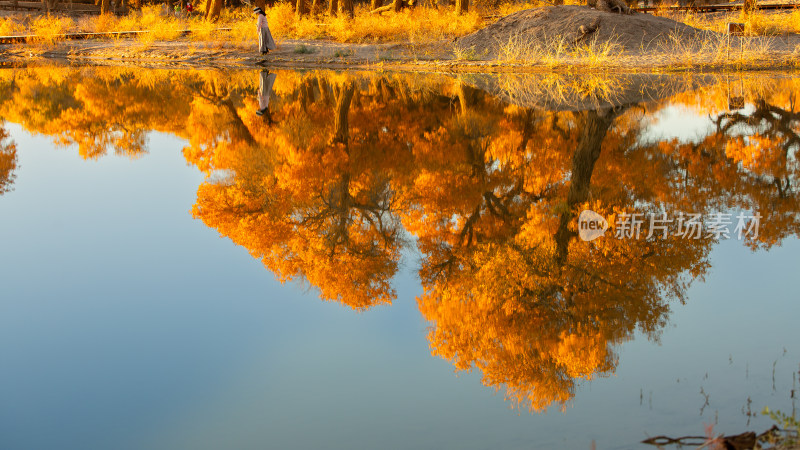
[0,126,17,195]
[1,67,798,410]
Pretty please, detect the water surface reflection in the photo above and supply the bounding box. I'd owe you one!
[1,67,798,417]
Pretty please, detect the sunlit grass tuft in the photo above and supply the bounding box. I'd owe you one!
[265,3,297,39]
[497,32,568,65]
[86,13,118,34]
[29,15,75,44]
[495,31,622,67]
[570,34,623,67]
[660,29,778,68]
[454,45,481,61]
[135,6,184,42]
[0,17,26,36]
[741,9,800,36]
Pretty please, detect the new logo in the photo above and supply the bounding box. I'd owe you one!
[578,210,609,242]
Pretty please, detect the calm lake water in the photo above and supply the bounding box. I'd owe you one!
[0,67,798,450]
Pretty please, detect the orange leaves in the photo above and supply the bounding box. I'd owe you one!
[0,126,17,195]
[187,73,413,310]
[3,67,800,410]
[412,104,728,412]
[725,134,790,178]
[554,330,616,379]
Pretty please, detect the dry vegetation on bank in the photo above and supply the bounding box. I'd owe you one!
[481,34,799,70]
[659,7,800,36]
[1,1,800,70]
[0,3,488,44]
[4,1,797,45]
[451,5,800,70]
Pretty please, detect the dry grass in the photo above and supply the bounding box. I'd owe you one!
[266,3,484,42]
[0,17,26,36]
[659,28,780,68]
[454,45,483,60]
[496,32,569,65]
[0,4,483,45]
[742,9,800,35]
[3,2,797,69]
[490,0,577,17]
[571,34,624,66]
[29,15,75,44]
[495,31,622,67]
[665,8,800,36]
[487,15,791,70]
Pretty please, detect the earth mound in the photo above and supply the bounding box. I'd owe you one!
[454,5,707,59]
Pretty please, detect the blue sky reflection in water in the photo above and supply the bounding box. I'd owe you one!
[0,68,798,450]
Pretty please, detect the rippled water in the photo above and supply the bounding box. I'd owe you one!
[0,67,798,450]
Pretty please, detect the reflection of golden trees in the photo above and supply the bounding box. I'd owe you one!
[714,99,800,248]
[409,100,713,411]
[0,126,17,195]
[2,68,799,410]
[0,69,190,160]
[628,80,800,249]
[191,73,427,309]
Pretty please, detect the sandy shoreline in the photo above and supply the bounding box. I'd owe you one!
[1,35,798,72]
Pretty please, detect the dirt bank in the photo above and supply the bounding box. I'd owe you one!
[455,5,708,58]
[2,6,799,72]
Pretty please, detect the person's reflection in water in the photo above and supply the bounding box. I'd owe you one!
[255,70,277,125]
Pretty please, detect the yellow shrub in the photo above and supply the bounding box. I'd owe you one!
[217,8,253,45]
[30,15,75,44]
[188,17,218,41]
[0,18,26,36]
[114,13,141,32]
[674,9,800,37]
[743,10,800,36]
[90,13,119,33]
[299,7,483,43]
[227,20,253,45]
[133,6,185,42]
[265,3,297,38]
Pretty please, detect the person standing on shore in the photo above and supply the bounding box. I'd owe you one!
[254,7,277,55]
